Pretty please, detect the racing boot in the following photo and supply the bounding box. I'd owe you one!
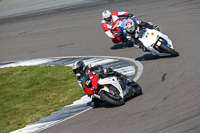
[91,97,103,108]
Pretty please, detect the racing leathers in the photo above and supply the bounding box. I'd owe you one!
[101,11,133,43]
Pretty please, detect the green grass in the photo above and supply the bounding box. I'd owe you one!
[0,65,85,133]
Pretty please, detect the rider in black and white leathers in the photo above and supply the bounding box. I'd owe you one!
[72,61,127,107]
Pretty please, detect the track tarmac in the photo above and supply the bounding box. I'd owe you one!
[1,0,200,133]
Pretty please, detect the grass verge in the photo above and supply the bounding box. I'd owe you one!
[0,65,85,133]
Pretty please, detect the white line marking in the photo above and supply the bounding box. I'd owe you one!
[0,58,57,68]
[84,58,118,66]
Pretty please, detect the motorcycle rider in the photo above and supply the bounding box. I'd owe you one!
[123,18,160,51]
[101,10,134,44]
[72,60,128,107]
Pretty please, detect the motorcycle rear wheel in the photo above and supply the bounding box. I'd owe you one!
[131,82,143,96]
[160,43,179,56]
[99,90,125,106]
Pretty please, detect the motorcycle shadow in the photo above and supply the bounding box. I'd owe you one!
[88,101,117,108]
[111,43,133,50]
[90,95,139,109]
[135,53,176,61]
[135,54,160,61]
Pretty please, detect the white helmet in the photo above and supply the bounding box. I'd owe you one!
[72,61,85,76]
[102,10,112,23]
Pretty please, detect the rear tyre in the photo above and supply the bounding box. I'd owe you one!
[160,43,179,56]
[129,82,142,96]
[133,82,143,96]
[99,91,125,106]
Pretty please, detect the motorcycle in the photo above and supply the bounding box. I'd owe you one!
[119,17,179,57]
[137,28,179,56]
[79,71,142,107]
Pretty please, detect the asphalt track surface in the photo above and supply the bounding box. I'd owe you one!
[1,0,200,133]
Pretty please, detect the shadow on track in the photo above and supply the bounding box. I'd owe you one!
[91,94,143,109]
[110,43,133,50]
[91,102,125,109]
[135,53,179,61]
[88,102,115,109]
[135,54,160,61]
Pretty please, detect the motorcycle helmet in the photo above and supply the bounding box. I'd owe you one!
[125,19,135,33]
[102,10,112,23]
[72,61,85,76]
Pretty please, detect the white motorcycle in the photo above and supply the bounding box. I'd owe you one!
[119,17,179,57]
[138,28,179,56]
[80,71,142,107]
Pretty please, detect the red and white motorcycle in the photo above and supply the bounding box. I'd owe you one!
[79,71,142,107]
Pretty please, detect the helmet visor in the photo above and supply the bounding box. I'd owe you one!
[104,15,112,22]
[127,26,135,33]
[73,67,83,75]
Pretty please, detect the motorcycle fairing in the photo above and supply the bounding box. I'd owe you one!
[139,29,174,56]
[80,73,98,96]
[98,77,124,98]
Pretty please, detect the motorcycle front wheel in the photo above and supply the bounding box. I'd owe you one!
[99,90,125,106]
[160,43,179,56]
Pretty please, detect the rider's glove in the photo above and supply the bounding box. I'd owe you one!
[150,24,160,31]
[104,68,114,75]
[103,68,109,75]
[120,75,127,81]
[98,67,103,74]
[154,26,160,31]
[127,14,134,18]
[115,32,122,38]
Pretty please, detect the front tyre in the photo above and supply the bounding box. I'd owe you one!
[160,43,179,56]
[99,91,125,106]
